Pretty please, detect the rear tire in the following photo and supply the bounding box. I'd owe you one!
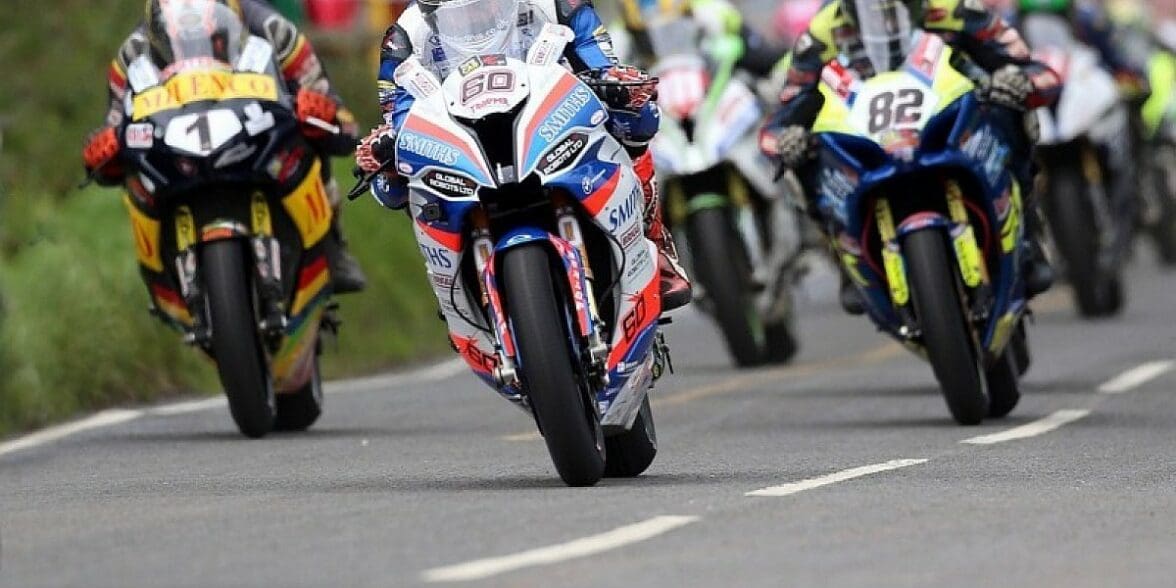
[1047,167,1123,317]
[903,230,988,425]
[687,206,764,367]
[274,354,323,432]
[764,320,799,364]
[1150,145,1176,265]
[985,348,1021,419]
[502,244,605,487]
[201,240,275,438]
[604,396,657,478]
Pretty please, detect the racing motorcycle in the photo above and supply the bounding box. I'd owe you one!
[811,32,1033,425]
[647,19,804,366]
[1023,13,1133,316]
[104,20,338,438]
[358,24,671,486]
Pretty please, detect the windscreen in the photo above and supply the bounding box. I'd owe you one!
[148,0,246,75]
[853,0,913,73]
[429,0,523,62]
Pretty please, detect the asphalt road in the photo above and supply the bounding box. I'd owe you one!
[2,251,1175,588]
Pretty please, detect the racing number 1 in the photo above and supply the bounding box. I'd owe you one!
[868,89,924,133]
[185,113,212,153]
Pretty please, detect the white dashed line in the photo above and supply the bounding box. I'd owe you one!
[0,409,143,459]
[1098,360,1175,394]
[960,409,1090,445]
[147,397,227,416]
[421,515,700,583]
[745,458,928,497]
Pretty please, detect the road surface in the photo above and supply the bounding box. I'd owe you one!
[2,254,1175,587]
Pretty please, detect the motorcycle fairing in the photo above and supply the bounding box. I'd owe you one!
[515,69,609,179]
[813,34,1027,356]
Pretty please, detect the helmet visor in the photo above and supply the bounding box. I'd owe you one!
[149,0,245,69]
[853,0,913,73]
[426,0,521,61]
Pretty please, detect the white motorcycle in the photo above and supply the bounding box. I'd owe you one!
[646,18,804,366]
[1024,13,1134,317]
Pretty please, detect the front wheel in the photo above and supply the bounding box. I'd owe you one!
[1047,166,1123,317]
[201,240,275,438]
[903,230,988,425]
[502,244,605,487]
[687,206,765,367]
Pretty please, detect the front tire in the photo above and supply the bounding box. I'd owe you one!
[687,206,765,367]
[502,244,605,487]
[903,230,988,425]
[275,353,323,432]
[201,240,275,438]
[1047,167,1123,317]
[985,348,1021,419]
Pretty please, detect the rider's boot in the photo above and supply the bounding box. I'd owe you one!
[634,150,692,311]
[324,178,368,294]
[1020,175,1054,298]
[838,270,866,315]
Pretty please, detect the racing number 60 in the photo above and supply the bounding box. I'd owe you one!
[868,88,925,133]
[461,71,516,104]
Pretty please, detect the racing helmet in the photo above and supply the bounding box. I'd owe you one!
[843,0,918,72]
[419,0,521,58]
[145,0,246,66]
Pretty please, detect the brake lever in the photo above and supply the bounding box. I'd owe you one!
[346,158,396,201]
[305,116,341,135]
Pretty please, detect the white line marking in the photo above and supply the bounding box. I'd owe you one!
[421,515,700,583]
[1098,360,1175,394]
[959,409,1090,445]
[745,458,928,498]
[147,397,227,416]
[324,358,465,395]
[0,409,143,459]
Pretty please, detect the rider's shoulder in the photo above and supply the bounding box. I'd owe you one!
[115,26,150,72]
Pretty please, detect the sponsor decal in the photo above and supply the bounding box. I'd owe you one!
[419,244,455,269]
[607,185,643,231]
[540,132,588,175]
[459,57,481,76]
[398,162,413,174]
[961,125,1008,185]
[422,169,477,198]
[538,87,593,142]
[398,133,461,165]
[132,71,278,120]
[125,123,154,149]
[590,110,606,125]
[582,168,607,194]
[619,222,642,248]
[819,165,857,202]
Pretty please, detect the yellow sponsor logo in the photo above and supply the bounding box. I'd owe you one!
[989,312,1018,354]
[281,158,333,248]
[133,71,279,120]
[1000,182,1023,254]
[875,198,910,306]
[174,205,197,251]
[124,195,163,272]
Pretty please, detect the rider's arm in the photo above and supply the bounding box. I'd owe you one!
[923,0,1060,108]
[240,0,359,150]
[762,1,841,135]
[554,0,621,71]
[376,20,417,131]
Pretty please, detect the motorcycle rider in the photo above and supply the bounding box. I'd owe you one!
[353,0,693,310]
[82,0,368,293]
[763,0,1061,314]
[613,0,788,79]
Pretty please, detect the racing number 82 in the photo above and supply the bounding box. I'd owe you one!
[868,89,924,133]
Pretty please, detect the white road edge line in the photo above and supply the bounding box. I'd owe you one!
[0,358,467,459]
[1098,360,1176,394]
[745,458,928,498]
[0,409,144,459]
[959,409,1090,445]
[421,515,700,583]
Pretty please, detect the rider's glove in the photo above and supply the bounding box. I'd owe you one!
[768,125,814,170]
[982,65,1033,111]
[296,87,339,138]
[82,126,124,186]
[355,124,397,175]
[590,66,658,111]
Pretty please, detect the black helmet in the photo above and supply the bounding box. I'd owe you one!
[145,0,246,66]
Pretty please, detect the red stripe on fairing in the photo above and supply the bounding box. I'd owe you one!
[297,255,329,289]
[402,115,491,181]
[108,62,127,89]
[151,283,184,306]
[416,218,463,251]
[580,169,622,216]
[520,74,580,162]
